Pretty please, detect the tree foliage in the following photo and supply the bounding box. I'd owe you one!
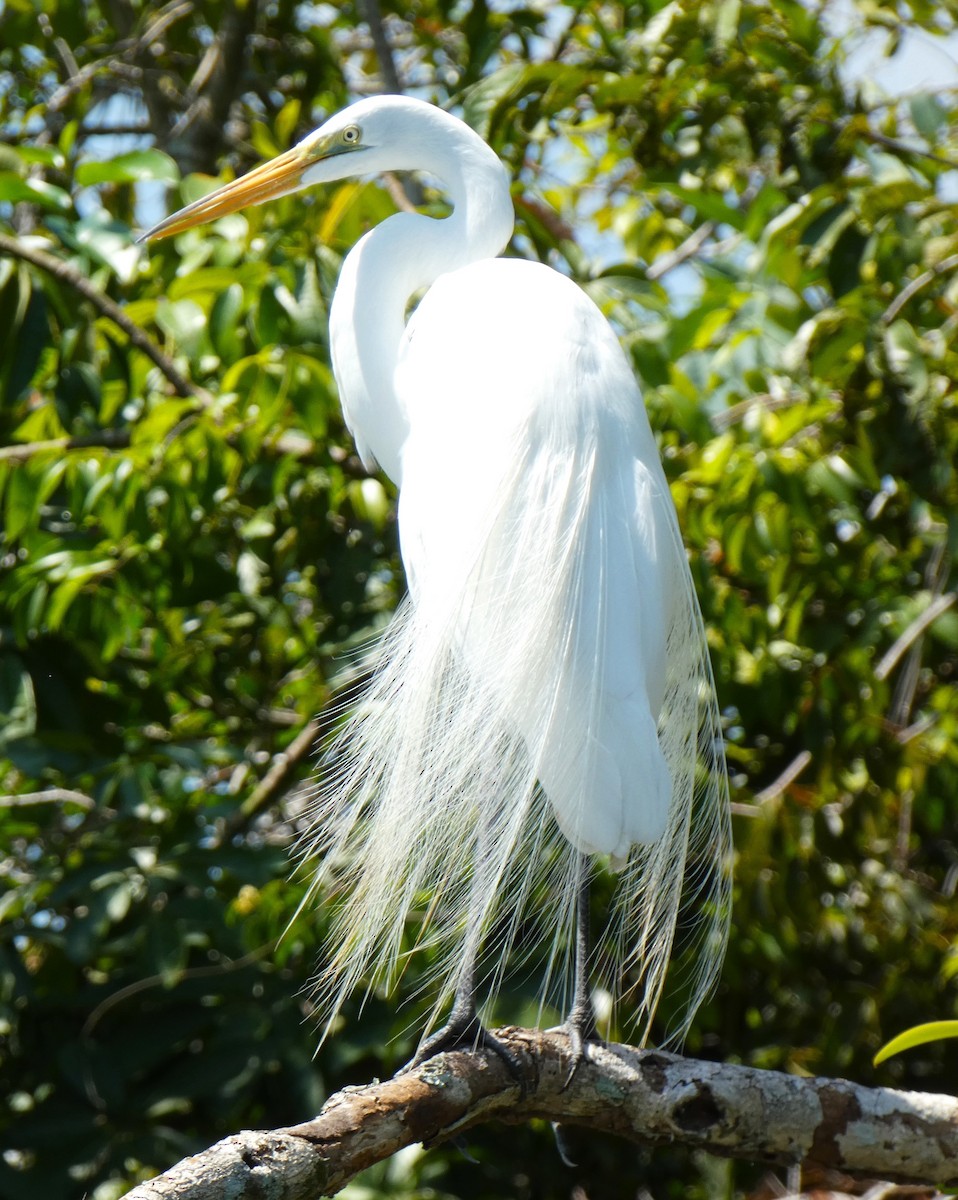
[1,1,957,1197]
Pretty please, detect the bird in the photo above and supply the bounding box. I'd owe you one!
[141,94,731,1068]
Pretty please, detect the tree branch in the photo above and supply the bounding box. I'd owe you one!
[358,0,404,94]
[874,592,957,682]
[646,220,716,281]
[0,788,94,808]
[165,0,260,175]
[882,253,958,325]
[752,750,813,806]
[0,232,199,398]
[226,716,322,834]
[865,129,958,172]
[44,2,195,117]
[0,428,330,465]
[0,431,133,464]
[711,391,797,431]
[83,947,272,1038]
[121,1029,958,1199]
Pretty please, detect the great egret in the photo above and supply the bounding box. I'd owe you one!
[142,95,731,1065]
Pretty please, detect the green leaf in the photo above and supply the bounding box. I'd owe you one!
[461,64,532,136]
[156,297,211,360]
[75,150,179,187]
[210,282,245,363]
[929,609,958,650]
[874,1021,958,1066]
[884,319,928,403]
[275,98,302,147]
[249,119,280,160]
[0,651,37,747]
[0,173,72,211]
[16,145,66,170]
[714,0,741,46]
[4,457,67,541]
[909,93,948,138]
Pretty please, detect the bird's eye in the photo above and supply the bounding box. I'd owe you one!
[342,125,361,145]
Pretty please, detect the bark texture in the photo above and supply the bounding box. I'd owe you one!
[122,1028,958,1199]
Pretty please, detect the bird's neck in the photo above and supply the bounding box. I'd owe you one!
[330,145,513,485]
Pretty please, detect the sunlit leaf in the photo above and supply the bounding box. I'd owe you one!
[0,173,71,211]
[874,1021,958,1066]
[76,150,179,187]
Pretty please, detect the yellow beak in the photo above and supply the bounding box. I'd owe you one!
[139,142,312,242]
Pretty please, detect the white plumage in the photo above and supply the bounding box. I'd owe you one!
[143,94,731,1053]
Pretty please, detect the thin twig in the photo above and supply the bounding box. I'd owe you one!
[140,0,196,51]
[53,37,81,82]
[381,172,419,214]
[875,592,957,682]
[0,788,94,808]
[0,426,328,467]
[752,750,813,806]
[0,431,132,464]
[646,220,716,281]
[0,232,199,398]
[355,0,428,209]
[82,945,272,1037]
[865,129,958,172]
[45,1,195,114]
[228,717,323,833]
[710,392,796,431]
[78,122,152,139]
[895,716,934,745]
[164,0,257,174]
[47,53,119,113]
[882,253,958,325]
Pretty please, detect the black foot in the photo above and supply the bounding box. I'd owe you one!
[404,1004,524,1086]
[551,1002,602,1165]
[557,1001,603,1089]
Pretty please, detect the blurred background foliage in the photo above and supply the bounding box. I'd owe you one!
[1,0,957,1197]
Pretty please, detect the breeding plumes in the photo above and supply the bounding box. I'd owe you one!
[142,96,731,1060]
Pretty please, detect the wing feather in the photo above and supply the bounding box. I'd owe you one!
[300,258,730,1044]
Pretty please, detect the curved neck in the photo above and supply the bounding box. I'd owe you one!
[330,133,513,485]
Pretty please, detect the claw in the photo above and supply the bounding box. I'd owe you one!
[449,1134,480,1164]
[558,1000,602,1088]
[404,1000,525,1088]
[552,1121,578,1167]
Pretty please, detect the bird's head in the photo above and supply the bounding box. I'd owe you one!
[138,96,464,242]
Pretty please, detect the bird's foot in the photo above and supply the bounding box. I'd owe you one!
[551,1003,603,1167]
[556,1001,603,1089]
[404,1004,525,1086]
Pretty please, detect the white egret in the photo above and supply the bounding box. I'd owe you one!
[142,95,731,1066]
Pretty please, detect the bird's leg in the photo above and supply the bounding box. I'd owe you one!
[404,934,524,1082]
[405,939,502,1062]
[552,855,603,1164]
[403,811,523,1082]
[559,852,601,1079]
